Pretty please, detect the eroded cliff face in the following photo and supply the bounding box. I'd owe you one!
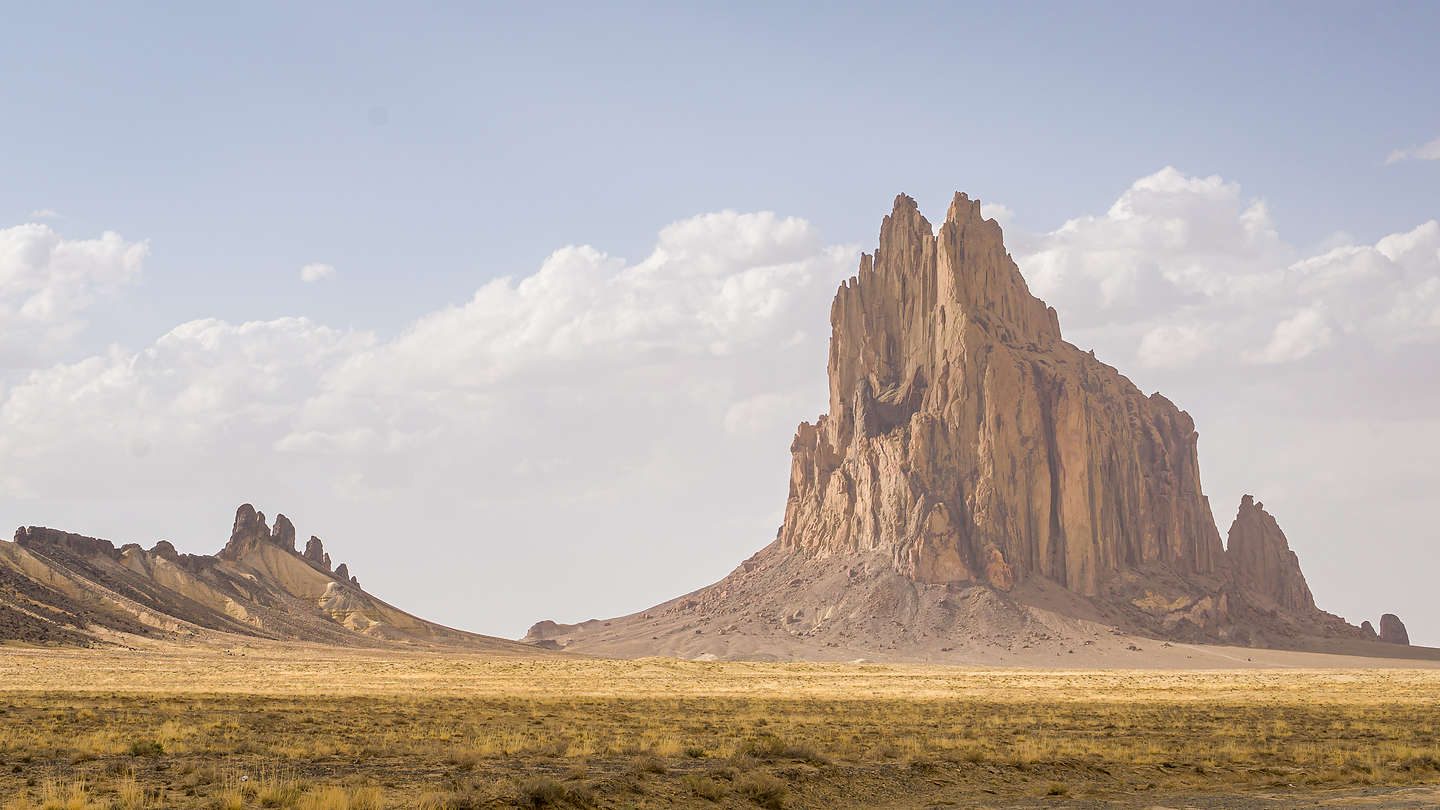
[779,193,1224,597]
[2,505,530,651]
[1224,495,1315,613]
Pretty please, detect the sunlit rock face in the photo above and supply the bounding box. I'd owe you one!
[779,193,1224,596]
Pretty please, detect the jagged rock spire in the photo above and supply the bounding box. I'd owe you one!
[1225,495,1315,613]
[1379,613,1410,644]
[780,191,1223,596]
[304,535,330,570]
[272,514,297,552]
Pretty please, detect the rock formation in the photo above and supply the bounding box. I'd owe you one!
[304,536,330,570]
[779,193,1222,596]
[220,505,315,563]
[220,504,272,559]
[1224,496,1315,613]
[1379,614,1410,645]
[530,191,1419,661]
[272,514,297,553]
[1,505,533,652]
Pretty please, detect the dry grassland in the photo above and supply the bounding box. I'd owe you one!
[0,644,1437,808]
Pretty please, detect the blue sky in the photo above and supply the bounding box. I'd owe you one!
[6,3,1436,348]
[2,3,1438,643]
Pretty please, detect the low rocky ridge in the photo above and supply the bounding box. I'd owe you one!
[0,504,533,651]
[528,192,1424,662]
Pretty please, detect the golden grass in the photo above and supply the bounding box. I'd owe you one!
[0,644,1437,807]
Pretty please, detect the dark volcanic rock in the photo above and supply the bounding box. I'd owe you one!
[1224,496,1315,613]
[304,536,329,569]
[1361,620,1379,639]
[271,514,297,552]
[1379,614,1410,645]
[220,504,272,559]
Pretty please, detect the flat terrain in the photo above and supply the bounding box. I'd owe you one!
[2,642,1439,808]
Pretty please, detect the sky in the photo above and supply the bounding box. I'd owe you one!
[2,2,1438,644]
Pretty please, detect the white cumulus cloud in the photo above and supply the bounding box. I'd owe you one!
[1385,135,1440,164]
[1247,306,1334,364]
[0,223,147,367]
[300,263,337,282]
[1012,167,1440,371]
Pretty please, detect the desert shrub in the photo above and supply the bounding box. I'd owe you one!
[735,771,786,808]
[126,740,164,757]
[563,781,595,806]
[1046,781,1069,796]
[517,775,566,807]
[682,773,726,800]
[296,785,383,810]
[740,734,827,765]
[628,754,666,775]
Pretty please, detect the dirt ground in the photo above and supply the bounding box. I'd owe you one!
[1,641,1437,808]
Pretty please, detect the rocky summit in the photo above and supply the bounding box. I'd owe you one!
[781,193,1221,594]
[528,192,1420,663]
[0,504,532,652]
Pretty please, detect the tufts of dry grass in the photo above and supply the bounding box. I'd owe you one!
[0,647,1438,807]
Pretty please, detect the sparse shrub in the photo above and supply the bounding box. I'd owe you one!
[219,787,244,810]
[517,775,566,807]
[739,735,827,765]
[628,754,666,775]
[951,745,985,764]
[684,745,707,758]
[113,775,144,810]
[870,741,900,760]
[1045,781,1069,796]
[682,773,726,800]
[127,740,164,757]
[563,781,595,806]
[257,776,301,807]
[38,777,90,810]
[295,785,383,810]
[735,771,786,808]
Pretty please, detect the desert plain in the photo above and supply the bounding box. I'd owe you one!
[2,640,1439,809]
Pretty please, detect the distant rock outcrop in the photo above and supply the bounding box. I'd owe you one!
[1,505,535,653]
[1224,496,1315,613]
[220,504,272,559]
[303,536,330,570]
[272,514,297,553]
[1380,614,1410,645]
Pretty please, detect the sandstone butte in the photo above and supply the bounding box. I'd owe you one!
[528,193,1414,659]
